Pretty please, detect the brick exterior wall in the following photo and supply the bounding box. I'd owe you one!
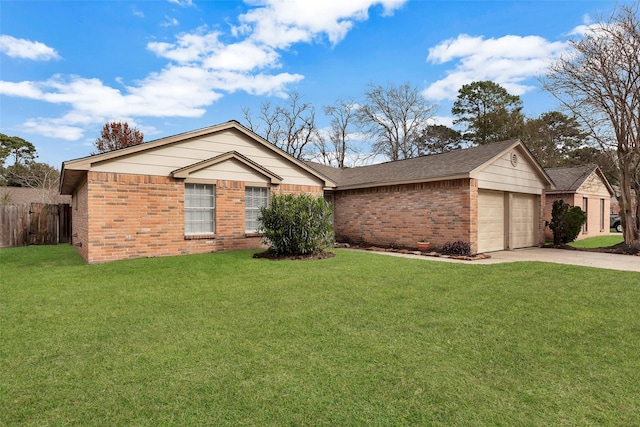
[73,171,323,264]
[71,175,89,261]
[333,178,476,251]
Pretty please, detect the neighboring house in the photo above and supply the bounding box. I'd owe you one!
[59,121,335,264]
[308,139,554,254]
[544,165,615,240]
[0,186,71,205]
[610,185,637,216]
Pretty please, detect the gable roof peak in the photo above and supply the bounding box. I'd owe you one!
[545,164,614,195]
[308,138,551,190]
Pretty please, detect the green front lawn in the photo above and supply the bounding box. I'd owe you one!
[570,234,624,248]
[2,245,640,425]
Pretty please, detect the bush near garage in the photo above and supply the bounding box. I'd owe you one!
[547,199,587,245]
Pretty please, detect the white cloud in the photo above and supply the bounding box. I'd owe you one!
[208,70,303,96]
[0,80,45,98]
[568,14,609,37]
[125,66,223,117]
[0,65,302,139]
[168,0,194,7]
[203,41,280,71]
[21,119,85,141]
[1,0,405,141]
[0,35,60,61]
[161,16,180,27]
[423,34,568,101]
[238,0,407,47]
[428,115,454,128]
[148,31,222,64]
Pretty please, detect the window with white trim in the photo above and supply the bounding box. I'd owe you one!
[185,183,215,235]
[245,186,269,233]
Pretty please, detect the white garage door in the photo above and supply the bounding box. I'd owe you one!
[478,190,505,253]
[511,194,537,249]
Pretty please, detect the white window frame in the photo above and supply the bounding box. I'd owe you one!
[245,186,269,233]
[184,183,215,235]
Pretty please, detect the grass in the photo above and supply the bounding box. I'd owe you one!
[570,234,624,248]
[2,245,640,426]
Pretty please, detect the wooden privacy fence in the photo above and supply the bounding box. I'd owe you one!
[0,203,71,248]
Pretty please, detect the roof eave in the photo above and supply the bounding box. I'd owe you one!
[333,174,471,191]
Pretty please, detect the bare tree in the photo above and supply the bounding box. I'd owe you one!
[356,82,438,161]
[242,92,317,159]
[544,4,640,246]
[311,98,361,168]
[93,122,144,154]
[4,162,60,202]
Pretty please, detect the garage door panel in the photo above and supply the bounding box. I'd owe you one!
[511,194,537,248]
[479,191,538,253]
[478,190,505,253]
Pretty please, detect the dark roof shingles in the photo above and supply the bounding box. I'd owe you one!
[545,165,597,192]
[306,139,520,188]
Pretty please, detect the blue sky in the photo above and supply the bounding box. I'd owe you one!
[0,0,628,168]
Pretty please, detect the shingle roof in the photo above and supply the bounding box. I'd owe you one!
[545,165,611,193]
[306,139,528,189]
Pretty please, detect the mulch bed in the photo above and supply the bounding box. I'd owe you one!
[253,241,640,262]
[253,249,336,261]
[336,243,491,261]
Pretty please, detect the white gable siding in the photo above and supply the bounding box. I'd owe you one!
[578,173,611,197]
[91,129,322,186]
[473,148,546,195]
[188,158,269,183]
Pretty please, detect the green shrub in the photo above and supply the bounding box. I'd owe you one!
[547,199,587,245]
[259,193,334,256]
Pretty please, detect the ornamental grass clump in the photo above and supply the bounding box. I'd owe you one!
[258,193,334,256]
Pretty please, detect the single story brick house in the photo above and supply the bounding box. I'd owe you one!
[59,121,335,264]
[308,139,554,254]
[60,121,554,263]
[543,165,614,240]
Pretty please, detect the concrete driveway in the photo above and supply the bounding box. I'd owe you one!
[473,247,640,272]
[354,247,640,273]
